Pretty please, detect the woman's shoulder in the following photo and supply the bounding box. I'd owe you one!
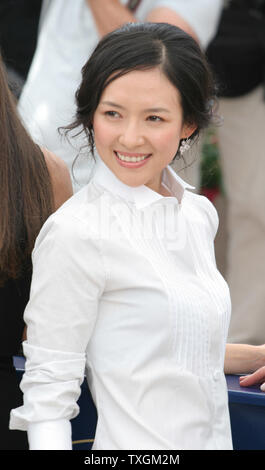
[185,191,219,238]
[41,147,73,210]
[35,173,104,245]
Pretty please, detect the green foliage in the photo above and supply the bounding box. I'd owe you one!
[200,128,223,192]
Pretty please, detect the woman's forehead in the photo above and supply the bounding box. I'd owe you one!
[99,68,181,108]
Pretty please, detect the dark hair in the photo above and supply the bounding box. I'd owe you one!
[0,53,54,285]
[64,22,216,159]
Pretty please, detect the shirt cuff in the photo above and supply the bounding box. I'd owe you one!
[28,419,72,450]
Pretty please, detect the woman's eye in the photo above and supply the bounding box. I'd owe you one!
[105,111,120,118]
[147,115,163,122]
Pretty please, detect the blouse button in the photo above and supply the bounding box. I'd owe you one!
[213,370,221,381]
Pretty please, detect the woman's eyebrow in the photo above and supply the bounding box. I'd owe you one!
[101,101,125,109]
[144,107,170,113]
[101,101,170,113]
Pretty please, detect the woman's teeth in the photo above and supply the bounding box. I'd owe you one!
[116,152,149,162]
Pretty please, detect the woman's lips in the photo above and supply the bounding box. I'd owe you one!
[114,151,151,168]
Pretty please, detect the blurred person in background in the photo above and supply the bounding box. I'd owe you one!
[18,0,223,192]
[0,53,72,450]
[207,0,265,345]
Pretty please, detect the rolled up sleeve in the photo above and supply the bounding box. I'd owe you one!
[9,211,106,448]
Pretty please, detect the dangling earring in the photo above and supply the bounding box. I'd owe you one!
[179,138,191,156]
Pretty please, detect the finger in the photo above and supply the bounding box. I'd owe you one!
[239,376,255,387]
[239,367,265,387]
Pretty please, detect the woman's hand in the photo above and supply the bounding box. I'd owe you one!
[239,365,265,392]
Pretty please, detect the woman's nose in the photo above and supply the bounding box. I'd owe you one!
[118,121,145,149]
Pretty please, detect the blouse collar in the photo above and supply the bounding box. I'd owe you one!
[91,155,195,209]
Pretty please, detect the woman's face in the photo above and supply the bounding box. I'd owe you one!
[93,67,196,193]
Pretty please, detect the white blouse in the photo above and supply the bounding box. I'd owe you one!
[10,157,233,450]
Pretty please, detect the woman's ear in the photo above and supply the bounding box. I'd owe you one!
[181,123,197,140]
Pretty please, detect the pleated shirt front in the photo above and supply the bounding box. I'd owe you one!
[10,158,232,450]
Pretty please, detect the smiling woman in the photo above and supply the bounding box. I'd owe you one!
[10,23,234,451]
